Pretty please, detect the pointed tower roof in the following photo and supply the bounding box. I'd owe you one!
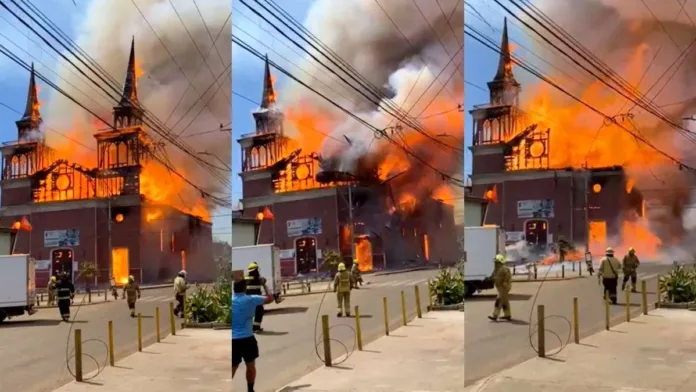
[119,37,139,107]
[492,18,517,84]
[260,55,276,108]
[21,63,41,122]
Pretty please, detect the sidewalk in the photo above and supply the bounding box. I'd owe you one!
[53,329,230,392]
[466,308,696,392]
[277,310,464,392]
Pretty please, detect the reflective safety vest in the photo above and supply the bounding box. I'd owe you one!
[124,282,139,299]
[56,281,74,301]
[335,271,351,293]
[245,275,265,295]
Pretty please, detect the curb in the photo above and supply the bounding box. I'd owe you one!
[36,299,112,309]
[372,266,436,276]
[185,322,229,329]
[428,303,464,311]
[657,301,695,310]
[512,276,585,283]
[283,290,327,297]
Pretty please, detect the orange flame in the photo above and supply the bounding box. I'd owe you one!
[146,209,162,223]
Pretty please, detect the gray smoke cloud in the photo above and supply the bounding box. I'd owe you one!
[44,0,231,215]
[530,0,696,256]
[279,0,464,206]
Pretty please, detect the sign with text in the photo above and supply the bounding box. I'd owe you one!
[517,200,555,219]
[44,229,80,248]
[286,218,322,238]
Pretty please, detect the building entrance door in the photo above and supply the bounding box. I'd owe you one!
[51,248,74,281]
[525,220,548,246]
[295,237,317,274]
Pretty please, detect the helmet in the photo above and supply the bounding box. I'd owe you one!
[606,247,614,255]
[50,276,56,282]
[628,247,635,254]
[337,263,346,271]
[128,275,135,282]
[494,254,505,263]
[248,262,259,271]
[179,270,187,278]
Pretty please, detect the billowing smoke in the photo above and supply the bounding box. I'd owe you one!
[279,0,464,204]
[530,0,696,257]
[44,0,230,212]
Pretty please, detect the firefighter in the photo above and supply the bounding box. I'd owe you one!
[173,270,189,318]
[488,254,512,321]
[245,262,269,332]
[599,247,622,305]
[110,275,119,300]
[55,272,75,322]
[122,275,141,317]
[334,262,354,317]
[47,276,57,307]
[351,260,363,289]
[621,247,640,293]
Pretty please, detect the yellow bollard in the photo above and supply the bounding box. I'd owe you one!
[625,289,631,323]
[354,306,363,351]
[415,285,422,318]
[383,297,389,336]
[400,291,407,326]
[74,329,83,381]
[537,305,545,358]
[573,297,579,344]
[137,313,143,352]
[321,315,332,367]
[108,321,115,366]
[642,280,648,315]
[169,302,176,336]
[605,292,610,330]
[156,307,161,343]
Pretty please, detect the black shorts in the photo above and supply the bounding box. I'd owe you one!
[232,336,259,367]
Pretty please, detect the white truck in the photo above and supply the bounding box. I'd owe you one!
[463,226,506,297]
[231,244,282,298]
[0,254,37,322]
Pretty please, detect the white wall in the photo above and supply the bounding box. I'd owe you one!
[232,222,257,247]
[464,201,485,227]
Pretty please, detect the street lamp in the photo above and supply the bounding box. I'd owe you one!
[198,151,232,171]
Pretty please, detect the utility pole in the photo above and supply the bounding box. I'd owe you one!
[348,185,355,262]
[107,196,112,279]
[584,169,590,254]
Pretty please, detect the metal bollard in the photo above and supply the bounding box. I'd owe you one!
[625,289,631,322]
[74,329,83,381]
[307,282,311,293]
[104,289,107,302]
[579,261,582,276]
[321,315,332,367]
[427,280,433,311]
[400,291,407,326]
[108,321,115,366]
[137,313,143,351]
[88,291,92,303]
[605,292,610,330]
[537,305,545,358]
[383,297,389,336]
[642,280,648,315]
[355,306,363,351]
[572,262,576,272]
[156,307,161,343]
[169,302,176,336]
[656,275,661,308]
[415,285,422,318]
[562,265,565,279]
[573,297,579,344]
[534,264,538,280]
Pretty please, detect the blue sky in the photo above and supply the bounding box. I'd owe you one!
[231,0,315,208]
[0,1,231,243]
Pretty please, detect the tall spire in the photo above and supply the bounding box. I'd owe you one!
[119,37,139,107]
[260,54,276,108]
[22,63,41,122]
[493,18,516,83]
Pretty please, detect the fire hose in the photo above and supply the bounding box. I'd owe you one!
[64,271,109,381]
[313,280,357,366]
[526,263,572,358]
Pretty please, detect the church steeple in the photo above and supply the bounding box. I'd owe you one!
[487,18,521,106]
[16,63,42,140]
[260,55,276,109]
[113,37,143,127]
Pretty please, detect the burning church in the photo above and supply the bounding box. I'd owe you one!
[469,20,654,257]
[0,40,213,287]
[237,59,460,277]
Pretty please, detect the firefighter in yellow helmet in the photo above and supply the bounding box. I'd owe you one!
[334,262,355,317]
[47,276,57,307]
[122,275,141,317]
[245,262,269,332]
[350,259,363,289]
[621,247,640,293]
[599,247,622,305]
[488,254,512,321]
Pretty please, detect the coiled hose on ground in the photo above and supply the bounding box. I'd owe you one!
[312,280,357,366]
[526,263,572,357]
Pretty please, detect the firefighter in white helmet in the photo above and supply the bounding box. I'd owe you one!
[488,254,512,321]
[173,270,189,318]
[599,247,622,305]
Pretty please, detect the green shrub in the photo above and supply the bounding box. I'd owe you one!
[428,267,465,306]
[185,258,234,323]
[659,265,696,304]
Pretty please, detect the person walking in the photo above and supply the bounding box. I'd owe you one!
[122,275,141,317]
[599,247,622,305]
[232,278,274,392]
[47,276,57,307]
[55,272,75,322]
[173,270,189,318]
[350,260,363,289]
[488,254,512,321]
[621,247,640,293]
[333,262,354,317]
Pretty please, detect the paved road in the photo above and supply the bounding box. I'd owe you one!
[464,261,675,386]
[0,287,182,392]
[233,270,441,392]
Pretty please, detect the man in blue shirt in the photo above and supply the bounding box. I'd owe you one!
[232,278,273,392]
